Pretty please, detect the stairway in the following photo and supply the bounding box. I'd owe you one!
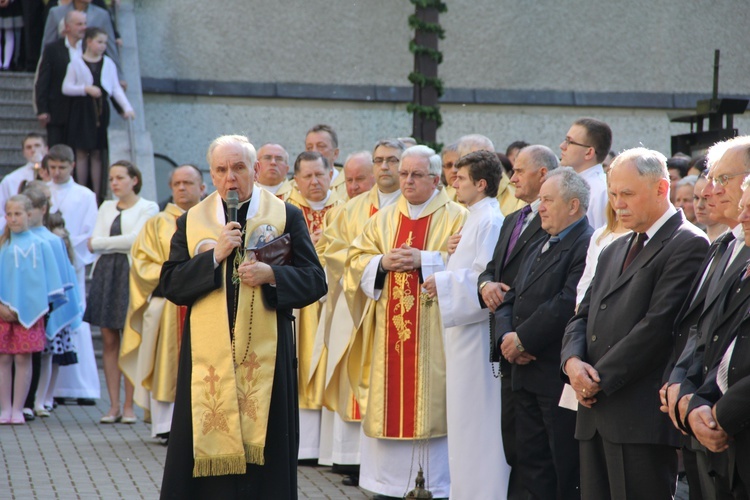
[0,72,45,178]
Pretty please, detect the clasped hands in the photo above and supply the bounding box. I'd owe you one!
[500,332,536,365]
[199,221,275,286]
[564,357,601,408]
[381,244,421,273]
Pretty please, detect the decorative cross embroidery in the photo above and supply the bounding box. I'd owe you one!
[242,352,261,382]
[204,365,220,396]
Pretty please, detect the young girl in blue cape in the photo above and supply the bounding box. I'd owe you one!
[23,186,83,417]
[0,194,65,424]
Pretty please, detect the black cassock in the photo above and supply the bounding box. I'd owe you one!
[159,201,326,499]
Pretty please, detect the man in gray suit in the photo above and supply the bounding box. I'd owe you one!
[561,147,709,499]
[41,0,124,84]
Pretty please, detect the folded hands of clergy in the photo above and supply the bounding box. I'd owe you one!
[688,405,730,453]
[500,332,536,365]
[565,357,601,408]
[381,244,421,273]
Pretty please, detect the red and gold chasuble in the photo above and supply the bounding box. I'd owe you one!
[383,214,431,438]
[301,205,333,234]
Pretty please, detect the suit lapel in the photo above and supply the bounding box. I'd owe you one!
[704,244,750,314]
[519,219,586,292]
[507,215,542,265]
[677,238,724,321]
[713,273,750,333]
[494,211,518,275]
[603,212,683,300]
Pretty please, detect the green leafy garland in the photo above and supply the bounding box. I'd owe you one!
[407,0,447,151]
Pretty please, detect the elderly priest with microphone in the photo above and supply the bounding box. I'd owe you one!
[159,135,327,499]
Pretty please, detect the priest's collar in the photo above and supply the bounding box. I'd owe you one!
[257,181,284,195]
[378,189,401,209]
[407,189,439,219]
[304,191,331,211]
[215,185,260,223]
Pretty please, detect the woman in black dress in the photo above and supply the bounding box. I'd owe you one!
[62,27,134,202]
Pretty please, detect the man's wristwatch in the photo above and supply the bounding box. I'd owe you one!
[479,281,490,292]
[514,335,525,352]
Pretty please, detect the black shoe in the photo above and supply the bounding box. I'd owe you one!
[372,495,401,500]
[54,397,67,405]
[342,474,359,487]
[22,408,35,421]
[76,398,96,406]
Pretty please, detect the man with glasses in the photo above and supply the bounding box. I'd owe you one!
[559,117,612,229]
[316,139,405,487]
[255,143,293,201]
[345,145,466,499]
[663,136,750,499]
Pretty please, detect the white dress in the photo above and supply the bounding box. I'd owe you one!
[433,196,510,499]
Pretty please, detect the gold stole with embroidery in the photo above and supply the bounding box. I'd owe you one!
[185,190,286,477]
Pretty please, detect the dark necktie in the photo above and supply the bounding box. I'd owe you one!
[505,205,532,265]
[622,232,648,272]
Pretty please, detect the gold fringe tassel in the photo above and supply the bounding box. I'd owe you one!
[245,444,265,466]
[193,454,246,478]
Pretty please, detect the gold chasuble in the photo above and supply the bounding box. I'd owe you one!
[184,190,286,477]
[286,189,342,410]
[121,203,186,408]
[318,187,381,422]
[345,190,466,439]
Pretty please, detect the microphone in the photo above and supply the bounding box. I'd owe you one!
[226,190,239,223]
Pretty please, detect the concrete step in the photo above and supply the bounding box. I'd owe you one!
[0,146,27,166]
[0,116,44,131]
[0,129,30,148]
[0,87,34,101]
[0,72,36,89]
[0,99,36,117]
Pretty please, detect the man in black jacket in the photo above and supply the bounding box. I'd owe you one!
[35,10,86,147]
[477,144,558,498]
[495,167,593,500]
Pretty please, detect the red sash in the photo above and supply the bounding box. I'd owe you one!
[383,213,431,438]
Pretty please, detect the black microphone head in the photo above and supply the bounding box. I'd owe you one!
[226,190,239,208]
[226,190,239,222]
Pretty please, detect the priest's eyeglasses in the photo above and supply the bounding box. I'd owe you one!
[373,156,400,166]
[708,170,750,187]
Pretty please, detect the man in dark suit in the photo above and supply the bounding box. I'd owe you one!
[561,147,709,499]
[495,167,593,500]
[477,144,558,499]
[687,313,750,498]
[663,137,750,499]
[34,10,86,147]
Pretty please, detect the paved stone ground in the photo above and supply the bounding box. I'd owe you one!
[0,369,369,499]
[0,390,693,500]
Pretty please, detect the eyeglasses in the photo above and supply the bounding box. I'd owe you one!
[398,171,435,181]
[259,155,287,164]
[373,156,400,166]
[562,137,592,149]
[708,170,750,187]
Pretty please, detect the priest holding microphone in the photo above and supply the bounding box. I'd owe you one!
[159,135,327,499]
